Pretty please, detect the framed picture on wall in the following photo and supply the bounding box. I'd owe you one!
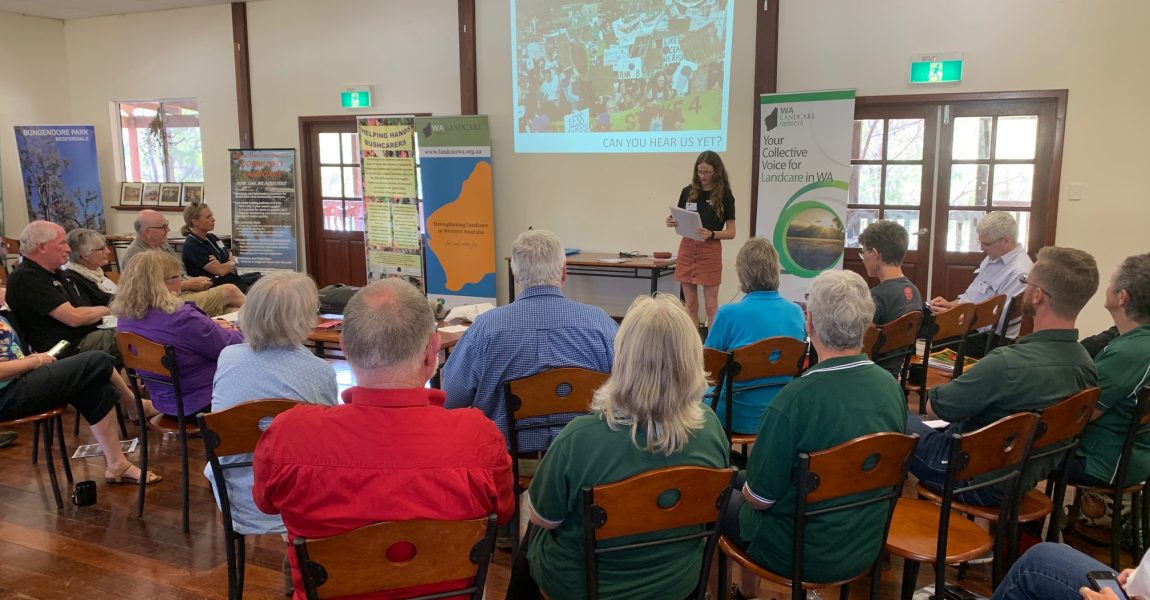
[141,183,161,206]
[181,182,204,205]
[159,183,182,206]
[120,182,143,206]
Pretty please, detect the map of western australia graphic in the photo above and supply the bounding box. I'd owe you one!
[425,161,495,291]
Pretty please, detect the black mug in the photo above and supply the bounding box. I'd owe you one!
[72,480,97,507]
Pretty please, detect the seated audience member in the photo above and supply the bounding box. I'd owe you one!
[908,246,1100,504]
[858,220,922,376]
[0,314,160,485]
[443,229,617,452]
[6,221,115,357]
[1072,253,1150,487]
[724,270,906,593]
[120,209,243,316]
[704,238,805,434]
[513,293,728,599]
[112,251,243,417]
[64,228,117,306]
[253,279,514,599]
[992,542,1146,600]
[1082,326,1121,358]
[928,211,1031,355]
[181,203,259,293]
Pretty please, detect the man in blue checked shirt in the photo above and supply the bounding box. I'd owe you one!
[442,229,617,454]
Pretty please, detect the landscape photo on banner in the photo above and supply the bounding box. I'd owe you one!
[13,125,105,232]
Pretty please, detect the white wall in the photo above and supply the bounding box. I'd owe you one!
[777,0,1150,333]
[0,13,71,237]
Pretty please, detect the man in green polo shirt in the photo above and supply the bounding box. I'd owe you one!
[724,270,906,594]
[907,246,1100,505]
[1073,253,1150,486]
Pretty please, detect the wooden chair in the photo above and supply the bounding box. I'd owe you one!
[505,367,608,555]
[0,406,72,509]
[704,347,731,412]
[905,303,976,415]
[717,432,918,600]
[293,515,497,600]
[860,324,881,359]
[581,465,736,600]
[873,311,925,381]
[719,337,808,463]
[1067,384,1150,569]
[986,292,1024,353]
[116,331,199,533]
[199,399,303,600]
[885,412,1040,599]
[915,388,1098,566]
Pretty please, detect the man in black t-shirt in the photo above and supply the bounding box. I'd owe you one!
[7,221,118,361]
[858,220,922,376]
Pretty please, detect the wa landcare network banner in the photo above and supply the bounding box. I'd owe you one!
[14,125,105,232]
[754,90,855,302]
[417,116,496,309]
[230,148,298,271]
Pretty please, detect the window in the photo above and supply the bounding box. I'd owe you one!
[118,99,203,182]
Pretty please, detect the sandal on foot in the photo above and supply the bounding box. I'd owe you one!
[105,464,162,485]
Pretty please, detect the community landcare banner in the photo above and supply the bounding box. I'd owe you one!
[14,125,105,232]
[416,116,496,309]
[357,117,423,289]
[229,149,298,271]
[754,90,855,302]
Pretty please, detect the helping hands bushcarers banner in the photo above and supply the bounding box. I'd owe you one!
[357,117,424,290]
[753,90,855,302]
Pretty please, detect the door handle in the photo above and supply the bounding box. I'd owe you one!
[916,228,929,236]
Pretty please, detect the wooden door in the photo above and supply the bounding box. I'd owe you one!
[300,116,366,287]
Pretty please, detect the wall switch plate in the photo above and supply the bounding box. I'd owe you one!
[1068,183,1083,201]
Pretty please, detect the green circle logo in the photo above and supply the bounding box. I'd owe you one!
[772,180,848,278]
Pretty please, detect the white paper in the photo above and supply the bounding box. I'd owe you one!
[216,310,241,323]
[443,303,495,324]
[438,325,469,333]
[669,206,705,241]
[1126,550,1150,597]
[596,258,631,263]
[923,420,950,429]
[97,315,118,330]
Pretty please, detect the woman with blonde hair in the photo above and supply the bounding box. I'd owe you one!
[180,203,259,292]
[113,250,243,417]
[515,293,729,599]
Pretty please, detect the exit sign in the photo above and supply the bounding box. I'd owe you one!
[341,86,373,109]
[909,53,963,84]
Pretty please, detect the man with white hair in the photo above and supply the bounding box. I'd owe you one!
[442,229,618,453]
[253,279,514,597]
[929,211,1033,350]
[724,269,906,594]
[120,209,243,316]
[6,221,116,357]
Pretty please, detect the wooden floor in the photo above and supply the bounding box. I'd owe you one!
[0,405,1123,600]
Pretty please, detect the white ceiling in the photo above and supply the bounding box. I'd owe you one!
[0,0,237,21]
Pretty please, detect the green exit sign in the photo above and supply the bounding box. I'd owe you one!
[909,53,963,84]
[340,88,372,109]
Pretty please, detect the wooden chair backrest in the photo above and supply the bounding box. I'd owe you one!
[874,311,924,356]
[703,348,729,383]
[954,412,1040,482]
[586,466,735,541]
[730,336,807,382]
[294,516,495,599]
[116,331,173,377]
[105,270,121,284]
[506,367,608,420]
[1033,388,1099,451]
[999,292,1025,339]
[970,295,1008,332]
[804,432,918,503]
[861,324,880,359]
[930,303,976,344]
[199,399,303,457]
[0,237,18,284]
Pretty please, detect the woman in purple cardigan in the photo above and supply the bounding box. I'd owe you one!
[112,250,243,416]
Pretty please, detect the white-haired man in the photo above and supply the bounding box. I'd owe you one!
[442,229,618,453]
[929,211,1032,351]
[254,279,514,598]
[120,209,243,316]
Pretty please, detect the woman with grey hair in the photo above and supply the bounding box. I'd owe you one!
[206,271,338,536]
[703,238,806,435]
[64,228,117,306]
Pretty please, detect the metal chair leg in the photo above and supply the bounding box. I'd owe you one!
[31,420,40,463]
[1110,490,1123,570]
[899,559,920,600]
[178,416,190,534]
[135,402,148,518]
[42,417,63,510]
[716,548,729,600]
[54,415,73,483]
[235,533,247,599]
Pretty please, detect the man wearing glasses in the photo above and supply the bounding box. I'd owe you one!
[928,211,1033,352]
[120,209,243,316]
[907,247,1099,505]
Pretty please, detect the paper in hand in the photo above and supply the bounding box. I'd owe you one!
[669,206,706,241]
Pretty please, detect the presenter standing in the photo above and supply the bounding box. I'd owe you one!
[666,151,736,328]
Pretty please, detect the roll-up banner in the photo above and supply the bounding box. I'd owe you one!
[229,148,298,271]
[356,117,423,290]
[14,125,105,232]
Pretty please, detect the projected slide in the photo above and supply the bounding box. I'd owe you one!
[512,0,734,154]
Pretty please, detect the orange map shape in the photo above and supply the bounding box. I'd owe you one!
[426,161,495,291]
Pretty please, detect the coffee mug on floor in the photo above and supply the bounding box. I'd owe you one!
[72,480,97,506]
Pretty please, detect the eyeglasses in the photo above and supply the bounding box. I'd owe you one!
[858,248,873,260]
[145,223,170,231]
[1018,272,1052,298]
[979,236,1004,249]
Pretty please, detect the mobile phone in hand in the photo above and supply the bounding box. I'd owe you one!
[1088,571,1130,599]
[45,340,70,358]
